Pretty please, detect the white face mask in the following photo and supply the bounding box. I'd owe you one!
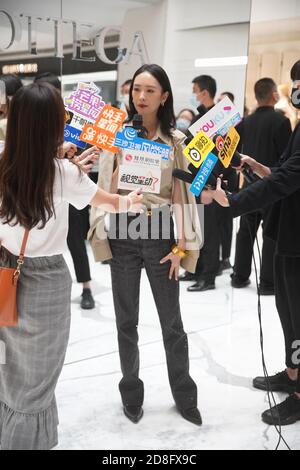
[190,93,200,108]
[176,118,191,132]
[120,94,130,107]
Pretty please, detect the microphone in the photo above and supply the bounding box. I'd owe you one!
[187,163,228,191]
[230,151,258,184]
[172,168,201,203]
[132,113,148,139]
[212,134,257,184]
[172,168,194,185]
[172,166,227,194]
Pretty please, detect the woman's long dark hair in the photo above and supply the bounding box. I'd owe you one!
[0,82,65,230]
[126,64,176,138]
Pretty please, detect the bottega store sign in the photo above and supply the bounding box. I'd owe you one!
[0,9,149,65]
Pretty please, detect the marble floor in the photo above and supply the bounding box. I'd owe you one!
[55,233,300,451]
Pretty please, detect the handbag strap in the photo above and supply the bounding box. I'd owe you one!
[18,229,29,261]
[14,229,30,278]
[15,228,29,266]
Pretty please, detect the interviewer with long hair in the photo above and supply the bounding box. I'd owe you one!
[0,82,143,450]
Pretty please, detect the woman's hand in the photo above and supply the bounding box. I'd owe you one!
[72,146,101,173]
[124,189,145,213]
[58,142,77,159]
[209,178,230,207]
[160,251,181,281]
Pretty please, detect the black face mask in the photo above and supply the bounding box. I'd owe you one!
[291,88,300,110]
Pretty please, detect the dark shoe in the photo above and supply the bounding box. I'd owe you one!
[253,370,297,394]
[179,407,202,426]
[80,288,95,310]
[258,284,275,296]
[262,394,300,426]
[123,405,143,423]
[230,274,250,288]
[178,271,196,282]
[187,280,215,292]
[221,258,232,271]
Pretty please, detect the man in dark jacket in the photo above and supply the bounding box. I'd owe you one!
[180,75,238,291]
[231,78,292,294]
[179,75,217,288]
[207,60,300,427]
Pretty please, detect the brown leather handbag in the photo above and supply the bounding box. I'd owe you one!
[0,230,29,327]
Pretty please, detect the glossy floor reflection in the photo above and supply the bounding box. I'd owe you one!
[56,245,300,450]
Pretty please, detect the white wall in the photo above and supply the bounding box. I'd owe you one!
[117,1,167,97]
[118,0,251,115]
[162,0,251,115]
[245,1,300,109]
[250,0,300,22]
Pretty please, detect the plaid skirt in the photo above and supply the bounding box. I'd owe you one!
[0,247,72,450]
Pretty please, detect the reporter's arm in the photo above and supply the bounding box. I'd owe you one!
[90,187,143,213]
[228,152,300,217]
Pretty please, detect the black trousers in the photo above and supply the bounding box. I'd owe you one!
[195,202,220,283]
[217,205,233,260]
[233,211,275,287]
[67,204,91,283]
[66,172,98,284]
[108,214,198,410]
[275,254,300,392]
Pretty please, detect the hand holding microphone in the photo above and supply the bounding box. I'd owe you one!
[207,177,230,207]
[229,152,258,183]
[172,166,227,206]
[232,154,271,179]
[172,163,228,193]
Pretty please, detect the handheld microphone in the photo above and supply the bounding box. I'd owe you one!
[172,168,194,185]
[230,151,258,184]
[172,166,228,194]
[132,113,148,139]
[212,134,257,184]
[187,163,228,191]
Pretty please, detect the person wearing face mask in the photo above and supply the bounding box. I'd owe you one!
[180,76,238,291]
[175,108,195,134]
[179,76,217,284]
[206,60,300,427]
[190,75,216,119]
[118,79,132,113]
[231,78,292,294]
